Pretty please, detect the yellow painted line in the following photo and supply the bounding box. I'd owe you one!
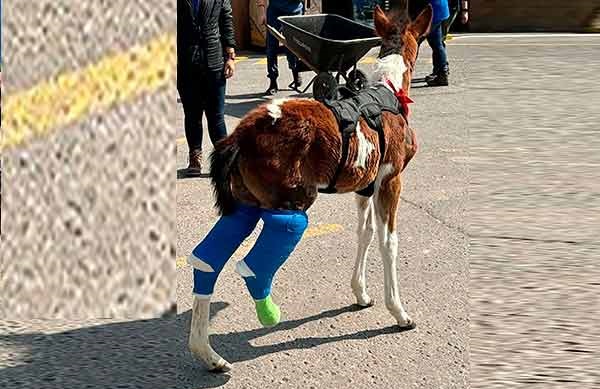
[1,33,176,151]
[304,223,344,238]
[176,257,188,269]
[176,137,186,145]
[177,223,343,268]
[237,56,249,61]
[255,58,268,65]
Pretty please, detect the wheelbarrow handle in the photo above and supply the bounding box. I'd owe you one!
[266,24,287,45]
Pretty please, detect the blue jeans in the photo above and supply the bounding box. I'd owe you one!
[426,22,449,74]
[178,67,227,152]
[266,4,304,81]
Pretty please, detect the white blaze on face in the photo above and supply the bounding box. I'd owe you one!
[266,98,291,123]
[373,54,408,91]
[354,122,375,169]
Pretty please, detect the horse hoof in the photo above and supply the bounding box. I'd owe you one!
[396,319,417,331]
[355,299,375,309]
[208,359,233,373]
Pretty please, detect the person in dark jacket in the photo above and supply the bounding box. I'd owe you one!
[178,0,236,175]
[257,0,304,95]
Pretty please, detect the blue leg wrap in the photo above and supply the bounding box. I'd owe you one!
[189,204,261,296]
[236,209,309,300]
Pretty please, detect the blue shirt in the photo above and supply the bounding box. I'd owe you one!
[430,0,450,25]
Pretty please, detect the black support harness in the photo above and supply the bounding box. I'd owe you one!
[318,83,413,197]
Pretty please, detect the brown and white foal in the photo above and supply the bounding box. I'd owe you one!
[189,4,433,372]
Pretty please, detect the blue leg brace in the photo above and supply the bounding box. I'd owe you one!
[236,209,309,300]
[189,204,261,296]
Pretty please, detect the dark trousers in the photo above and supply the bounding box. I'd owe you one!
[178,66,227,152]
[426,22,449,74]
[266,4,304,81]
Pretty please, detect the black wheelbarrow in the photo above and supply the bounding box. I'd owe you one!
[267,14,381,101]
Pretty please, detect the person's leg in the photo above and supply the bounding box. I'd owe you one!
[285,4,305,88]
[179,64,206,170]
[204,70,227,146]
[265,6,280,94]
[426,22,449,86]
[235,209,309,326]
[427,22,448,74]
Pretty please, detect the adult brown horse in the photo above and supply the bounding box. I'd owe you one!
[189,2,433,372]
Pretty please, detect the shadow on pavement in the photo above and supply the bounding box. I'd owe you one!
[177,168,210,180]
[180,302,414,386]
[0,302,411,388]
[0,317,179,389]
[224,94,267,119]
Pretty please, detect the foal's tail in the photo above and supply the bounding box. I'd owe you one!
[209,137,240,216]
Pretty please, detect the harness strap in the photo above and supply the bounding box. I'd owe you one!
[318,124,354,194]
[318,84,413,196]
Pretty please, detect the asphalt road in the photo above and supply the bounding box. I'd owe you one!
[1,22,599,389]
[462,34,600,388]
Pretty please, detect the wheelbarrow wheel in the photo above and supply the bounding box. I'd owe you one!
[313,72,338,101]
[347,69,369,92]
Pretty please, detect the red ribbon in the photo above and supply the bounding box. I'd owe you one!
[386,79,414,118]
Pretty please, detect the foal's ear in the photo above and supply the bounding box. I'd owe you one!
[410,4,433,38]
[374,5,394,38]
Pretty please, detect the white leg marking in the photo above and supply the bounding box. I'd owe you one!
[189,295,233,371]
[351,195,376,306]
[354,122,375,169]
[266,98,291,123]
[235,260,256,278]
[374,163,394,194]
[187,253,215,272]
[374,201,412,327]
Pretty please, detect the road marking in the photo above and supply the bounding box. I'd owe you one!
[1,33,175,151]
[177,137,186,145]
[176,223,343,268]
[304,223,344,238]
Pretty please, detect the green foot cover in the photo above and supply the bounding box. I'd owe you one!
[254,295,281,327]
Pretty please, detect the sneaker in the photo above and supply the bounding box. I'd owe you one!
[187,149,203,176]
[425,66,450,83]
[424,72,437,83]
[264,79,279,96]
[426,72,449,87]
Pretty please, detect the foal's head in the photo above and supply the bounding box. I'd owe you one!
[372,2,432,92]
